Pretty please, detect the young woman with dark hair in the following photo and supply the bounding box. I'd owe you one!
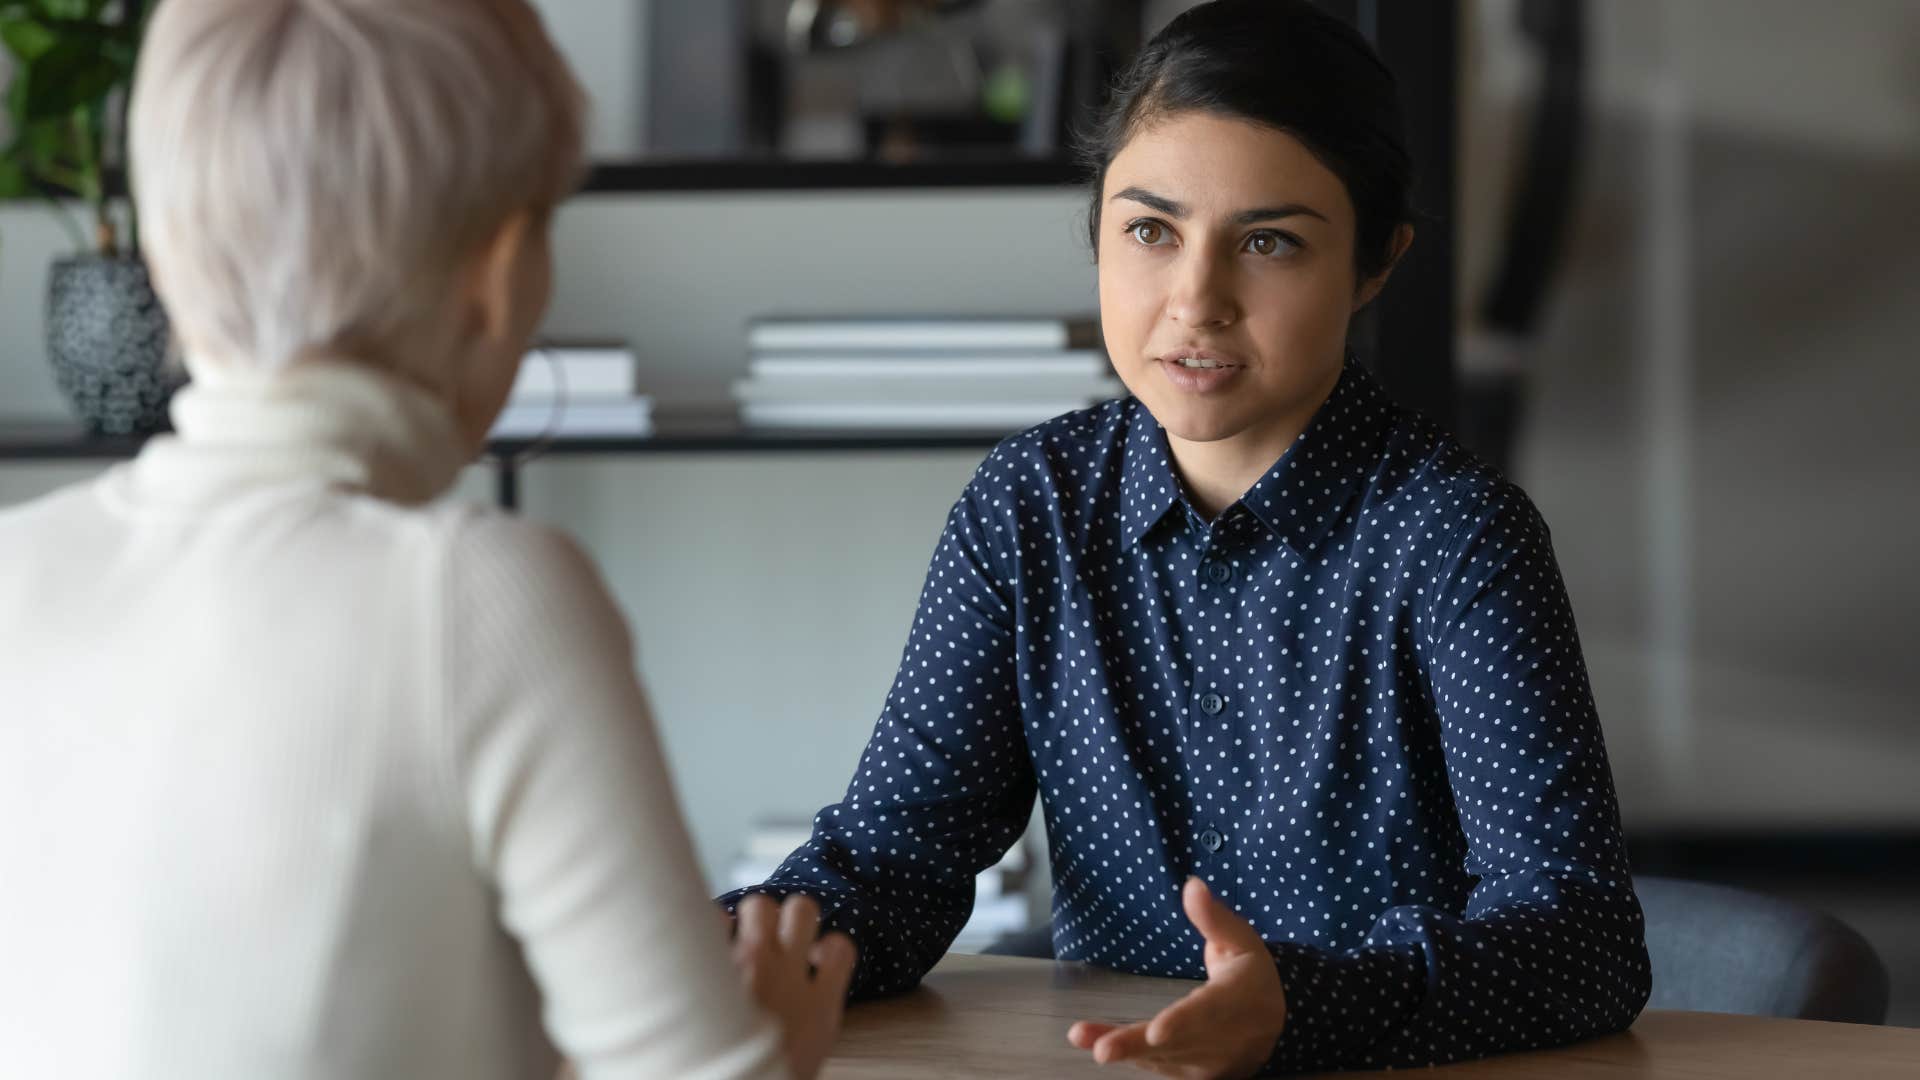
[724,3,1650,1075]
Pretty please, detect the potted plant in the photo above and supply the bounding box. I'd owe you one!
[0,0,172,435]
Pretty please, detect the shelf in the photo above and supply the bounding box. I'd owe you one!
[96,158,1083,200]
[578,158,1084,193]
[0,423,149,462]
[489,428,1007,457]
[0,417,1008,463]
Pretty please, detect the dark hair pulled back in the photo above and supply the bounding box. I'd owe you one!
[1078,0,1414,282]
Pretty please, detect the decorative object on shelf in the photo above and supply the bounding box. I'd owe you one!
[1,0,176,435]
[598,0,1141,177]
[45,255,175,435]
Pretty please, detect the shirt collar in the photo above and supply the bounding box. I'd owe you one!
[1118,359,1398,555]
[1118,401,1184,548]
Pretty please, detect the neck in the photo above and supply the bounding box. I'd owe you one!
[1164,362,1343,519]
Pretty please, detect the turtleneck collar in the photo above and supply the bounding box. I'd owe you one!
[122,356,472,508]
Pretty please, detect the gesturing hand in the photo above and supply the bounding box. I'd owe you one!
[1067,877,1288,1079]
[731,894,858,1080]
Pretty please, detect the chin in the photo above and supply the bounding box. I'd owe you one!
[1140,395,1251,444]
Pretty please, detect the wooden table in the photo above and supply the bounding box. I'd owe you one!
[823,954,1920,1078]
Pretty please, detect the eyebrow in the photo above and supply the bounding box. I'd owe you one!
[1108,186,1330,226]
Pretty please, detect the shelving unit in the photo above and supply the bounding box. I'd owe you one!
[0,418,1006,510]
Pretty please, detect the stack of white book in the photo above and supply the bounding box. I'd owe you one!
[727,819,1034,952]
[735,316,1123,431]
[489,341,652,439]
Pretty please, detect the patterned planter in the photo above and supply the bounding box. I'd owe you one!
[46,256,181,436]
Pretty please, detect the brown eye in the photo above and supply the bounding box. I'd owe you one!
[1130,221,1167,246]
[1245,231,1297,257]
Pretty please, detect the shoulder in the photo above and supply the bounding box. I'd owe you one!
[0,480,112,616]
[964,397,1133,514]
[1367,405,1541,547]
[202,489,614,610]
[434,502,599,586]
[981,397,1130,469]
[973,397,1130,488]
[427,503,624,634]
[0,477,98,543]
[427,506,640,761]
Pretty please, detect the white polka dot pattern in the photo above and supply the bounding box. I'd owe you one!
[720,362,1651,1072]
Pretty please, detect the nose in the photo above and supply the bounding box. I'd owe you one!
[1164,248,1239,330]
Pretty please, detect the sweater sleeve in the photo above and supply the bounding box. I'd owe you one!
[440,512,789,1080]
[1261,483,1650,1073]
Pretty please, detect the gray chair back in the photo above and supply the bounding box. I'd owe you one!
[985,875,1891,1025]
[1637,874,1889,1024]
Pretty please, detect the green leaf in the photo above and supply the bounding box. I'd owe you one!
[14,38,123,121]
[8,122,81,186]
[6,53,33,123]
[0,15,58,61]
[0,153,30,198]
[10,15,133,55]
[28,0,109,21]
[0,0,136,209]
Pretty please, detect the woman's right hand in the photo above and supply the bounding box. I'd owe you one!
[730,894,857,1080]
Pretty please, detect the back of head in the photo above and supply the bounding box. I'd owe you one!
[130,0,585,379]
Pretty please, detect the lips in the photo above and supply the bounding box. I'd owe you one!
[1154,348,1247,394]
[1155,346,1246,370]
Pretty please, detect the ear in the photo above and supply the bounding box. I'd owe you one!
[1352,223,1416,314]
[469,210,536,345]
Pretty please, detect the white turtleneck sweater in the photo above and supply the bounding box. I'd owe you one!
[0,360,788,1080]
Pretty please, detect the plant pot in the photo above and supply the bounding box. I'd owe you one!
[46,255,182,436]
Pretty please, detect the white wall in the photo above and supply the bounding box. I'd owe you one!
[530,0,646,157]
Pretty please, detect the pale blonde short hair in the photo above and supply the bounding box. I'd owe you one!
[130,0,586,374]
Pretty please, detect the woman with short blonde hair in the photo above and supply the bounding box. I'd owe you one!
[0,2,848,1077]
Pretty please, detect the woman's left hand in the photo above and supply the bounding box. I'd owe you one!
[1067,877,1288,1078]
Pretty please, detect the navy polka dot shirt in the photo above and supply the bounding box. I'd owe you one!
[722,361,1651,1073]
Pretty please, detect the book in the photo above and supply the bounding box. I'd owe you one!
[747,350,1113,382]
[739,400,1091,430]
[732,375,1124,405]
[490,397,654,439]
[747,316,1099,354]
[510,343,637,399]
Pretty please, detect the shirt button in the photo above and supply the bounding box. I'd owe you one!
[1199,829,1225,853]
[1204,560,1233,584]
[1198,692,1226,716]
